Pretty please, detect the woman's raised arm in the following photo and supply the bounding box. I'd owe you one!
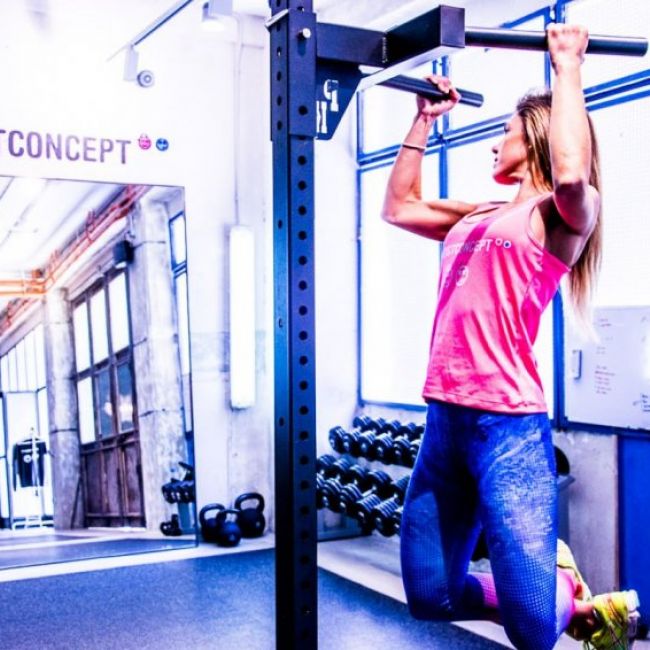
[382,75,477,241]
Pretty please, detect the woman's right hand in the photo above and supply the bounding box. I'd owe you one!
[416,75,461,119]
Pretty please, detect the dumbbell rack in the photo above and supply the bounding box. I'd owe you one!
[317,416,423,542]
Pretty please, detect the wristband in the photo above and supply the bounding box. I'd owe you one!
[401,141,426,152]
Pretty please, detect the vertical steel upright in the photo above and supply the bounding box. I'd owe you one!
[269,1,318,648]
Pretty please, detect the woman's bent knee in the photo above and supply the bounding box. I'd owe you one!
[406,591,455,621]
[504,613,557,650]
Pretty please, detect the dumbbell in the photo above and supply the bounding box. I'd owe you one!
[316,473,327,509]
[339,469,393,520]
[328,426,347,454]
[366,476,408,536]
[392,506,402,534]
[370,420,403,463]
[407,437,422,467]
[177,479,196,503]
[391,423,425,467]
[178,462,196,502]
[317,460,370,513]
[340,416,387,456]
[318,476,348,512]
[328,416,383,454]
[327,456,355,481]
[161,478,181,503]
[317,461,370,511]
[371,497,401,537]
[316,455,342,510]
[355,417,388,460]
[389,474,411,504]
[317,459,356,512]
[317,454,337,477]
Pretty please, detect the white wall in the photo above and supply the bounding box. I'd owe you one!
[555,430,619,593]
[314,109,360,457]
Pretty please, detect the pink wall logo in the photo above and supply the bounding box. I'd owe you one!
[138,134,152,150]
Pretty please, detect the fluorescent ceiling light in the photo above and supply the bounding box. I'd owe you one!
[229,225,256,409]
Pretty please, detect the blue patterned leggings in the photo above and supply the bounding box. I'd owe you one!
[400,401,568,650]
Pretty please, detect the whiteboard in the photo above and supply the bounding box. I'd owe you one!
[565,307,650,430]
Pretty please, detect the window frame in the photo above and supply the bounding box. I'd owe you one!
[356,0,650,435]
[72,270,137,443]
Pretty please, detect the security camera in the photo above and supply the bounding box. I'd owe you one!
[136,70,155,88]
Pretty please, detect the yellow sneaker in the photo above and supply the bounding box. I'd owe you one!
[584,590,640,650]
[558,538,592,601]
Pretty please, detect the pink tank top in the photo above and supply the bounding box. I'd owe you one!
[422,193,569,413]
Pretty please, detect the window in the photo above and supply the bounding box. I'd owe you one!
[1,327,46,395]
[109,274,130,352]
[73,304,91,372]
[77,378,94,444]
[90,290,109,363]
[358,8,558,414]
[588,96,650,308]
[169,212,193,433]
[73,272,136,443]
[358,1,650,423]
[360,154,442,406]
[448,13,547,130]
[566,0,650,90]
[0,326,48,436]
[360,63,437,155]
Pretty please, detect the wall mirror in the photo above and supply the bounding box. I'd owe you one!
[0,175,196,569]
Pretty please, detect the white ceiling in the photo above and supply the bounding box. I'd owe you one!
[0,177,125,274]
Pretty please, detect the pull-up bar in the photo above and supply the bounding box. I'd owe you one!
[378,25,648,110]
[312,5,648,138]
[465,27,649,57]
[380,75,484,107]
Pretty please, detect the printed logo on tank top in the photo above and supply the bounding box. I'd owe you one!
[442,237,513,259]
[442,236,513,288]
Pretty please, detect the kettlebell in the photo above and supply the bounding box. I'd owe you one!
[215,508,242,547]
[199,503,225,543]
[234,492,266,538]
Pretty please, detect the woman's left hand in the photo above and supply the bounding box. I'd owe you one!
[547,23,589,70]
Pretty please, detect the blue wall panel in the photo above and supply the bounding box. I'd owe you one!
[619,436,650,620]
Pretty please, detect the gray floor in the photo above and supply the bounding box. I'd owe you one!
[0,548,507,649]
[0,534,86,547]
[0,537,194,570]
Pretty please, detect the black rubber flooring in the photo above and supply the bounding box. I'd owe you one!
[0,538,195,570]
[0,549,507,649]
